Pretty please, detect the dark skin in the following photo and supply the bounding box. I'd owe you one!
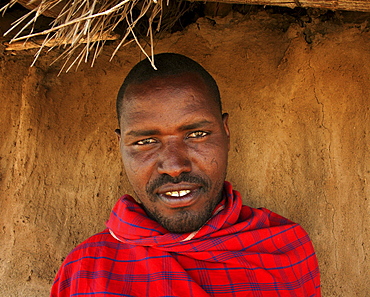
[116,72,230,233]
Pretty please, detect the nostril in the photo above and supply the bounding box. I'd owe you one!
[157,160,191,177]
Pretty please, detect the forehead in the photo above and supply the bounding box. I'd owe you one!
[120,73,220,127]
[124,72,210,101]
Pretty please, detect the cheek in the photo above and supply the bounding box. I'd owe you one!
[193,142,228,169]
[122,149,158,184]
[122,152,140,175]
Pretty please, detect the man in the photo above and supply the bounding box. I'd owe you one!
[51,53,321,296]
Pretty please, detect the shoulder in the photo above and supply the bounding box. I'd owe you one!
[64,229,118,260]
[50,229,130,296]
[240,205,300,228]
[238,206,314,249]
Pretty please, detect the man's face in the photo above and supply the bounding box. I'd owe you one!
[118,73,230,233]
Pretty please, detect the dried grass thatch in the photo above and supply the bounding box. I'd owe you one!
[1,0,192,72]
[3,0,369,72]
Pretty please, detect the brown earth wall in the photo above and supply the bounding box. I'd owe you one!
[0,11,369,296]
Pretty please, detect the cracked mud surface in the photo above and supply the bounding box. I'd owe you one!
[1,10,369,296]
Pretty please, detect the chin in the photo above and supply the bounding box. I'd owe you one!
[152,205,216,234]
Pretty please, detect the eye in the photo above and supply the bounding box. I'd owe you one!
[134,138,157,145]
[187,131,209,139]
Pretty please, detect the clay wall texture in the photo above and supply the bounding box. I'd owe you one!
[0,11,369,296]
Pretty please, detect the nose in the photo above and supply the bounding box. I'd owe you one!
[157,139,191,177]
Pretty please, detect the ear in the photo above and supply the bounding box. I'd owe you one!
[222,113,230,137]
[222,113,230,150]
[115,129,121,142]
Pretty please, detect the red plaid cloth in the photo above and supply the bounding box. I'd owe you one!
[51,182,320,296]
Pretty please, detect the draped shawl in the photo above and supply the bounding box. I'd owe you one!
[51,182,320,296]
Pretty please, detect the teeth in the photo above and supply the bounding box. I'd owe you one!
[165,190,191,197]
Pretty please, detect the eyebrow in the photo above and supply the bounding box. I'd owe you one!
[126,120,213,138]
[178,120,212,131]
[126,129,161,137]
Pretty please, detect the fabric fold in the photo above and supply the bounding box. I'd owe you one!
[51,182,321,296]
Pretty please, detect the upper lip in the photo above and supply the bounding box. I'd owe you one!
[155,183,200,195]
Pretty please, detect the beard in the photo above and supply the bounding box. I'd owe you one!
[142,194,221,233]
[140,172,223,233]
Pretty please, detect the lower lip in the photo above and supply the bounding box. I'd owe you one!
[158,192,197,208]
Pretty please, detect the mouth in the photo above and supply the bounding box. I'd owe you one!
[156,184,201,208]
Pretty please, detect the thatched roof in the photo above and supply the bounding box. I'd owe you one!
[205,0,370,12]
[1,0,369,72]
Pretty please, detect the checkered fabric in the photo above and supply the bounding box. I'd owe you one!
[51,182,321,296]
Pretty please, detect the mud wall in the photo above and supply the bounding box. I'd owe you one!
[0,11,369,296]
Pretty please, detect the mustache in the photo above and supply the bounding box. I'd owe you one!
[146,173,210,194]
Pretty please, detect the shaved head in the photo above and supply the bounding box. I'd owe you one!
[116,53,222,124]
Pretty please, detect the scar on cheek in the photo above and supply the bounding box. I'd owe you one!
[128,163,139,174]
[211,158,219,168]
